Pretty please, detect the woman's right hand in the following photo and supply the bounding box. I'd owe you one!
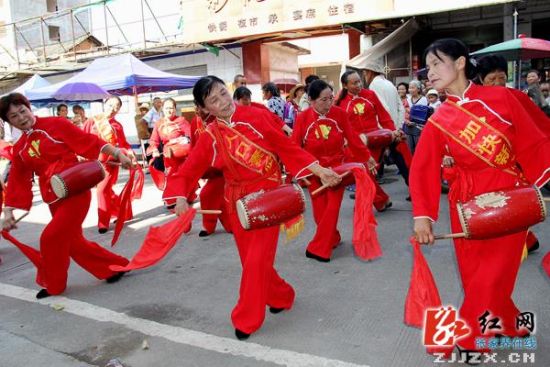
[2,210,16,232]
[174,197,190,217]
[152,150,160,158]
[414,217,434,245]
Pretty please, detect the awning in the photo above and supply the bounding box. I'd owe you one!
[347,18,419,69]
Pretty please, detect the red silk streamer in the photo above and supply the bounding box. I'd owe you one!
[1,230,45,287]
[351,166,382,260]
[111,169,136,246]
[542,251,550,278]
[0,141,13,160]
[404,236,442,328]
[131,164,145,200]
[148,158,166,191]
[109,208,196,272]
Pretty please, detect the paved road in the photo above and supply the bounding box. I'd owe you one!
[0,168,548,367]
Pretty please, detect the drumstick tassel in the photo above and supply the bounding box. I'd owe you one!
[280,214,305,243]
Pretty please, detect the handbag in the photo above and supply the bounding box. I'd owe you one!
[409,104,434,125]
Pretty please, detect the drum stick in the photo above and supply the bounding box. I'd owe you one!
[434,232,466,240]
[14,212,29,224]
[106,161,122,166]
[196,209,222,215]
[543,198,550,202]
[311,171,351,196]
[301,177,312,186]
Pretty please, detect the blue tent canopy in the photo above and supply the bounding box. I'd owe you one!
[27,54,201,103]
[9,74,51,96]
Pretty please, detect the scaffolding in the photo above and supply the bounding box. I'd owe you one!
[0,0,191,78]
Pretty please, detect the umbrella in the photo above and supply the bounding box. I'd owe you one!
[471,36,550,60]
[273,78,299,93]
[53,82,110,101]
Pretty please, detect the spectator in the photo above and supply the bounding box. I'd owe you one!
[262,82,285,119]
[233,86,252,106]
[360,61,405,129]
[135,103,151,140]
[397,82,410,123]
[142,97,163,132]
[56,104,68,118]
[426,89,441,110]
[233,74,247,89]
[72,104,87,128]
[299,74,320,111]
[283,84,304,127]
[525,69,541,88]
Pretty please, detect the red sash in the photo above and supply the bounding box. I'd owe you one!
[211,122,280,181]
[429,100,519,177]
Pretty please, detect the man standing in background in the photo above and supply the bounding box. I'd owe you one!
[142,97,163,133]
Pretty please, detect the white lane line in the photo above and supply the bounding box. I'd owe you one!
[0,282,370,367]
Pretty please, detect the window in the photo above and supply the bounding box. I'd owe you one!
[46,0,57,12]
[48,25,60,41]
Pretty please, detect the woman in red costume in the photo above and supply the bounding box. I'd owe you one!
[0,93,133,299]
[164,76,341,340]
[149,98,192,178]
[411,39,550,357]
[336,70,411,209]
[293,79,377,262]
[83,96,134,233]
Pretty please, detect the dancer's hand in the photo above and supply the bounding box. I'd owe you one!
[367,157,378,175]
[2,209,16,231]
[317,167,341,187]
[118,152,136,169]
[414,217,434,245]
[174,197,190,216]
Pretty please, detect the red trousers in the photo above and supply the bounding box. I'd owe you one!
[450,207,527,350]
[229,212,295,334]
[40,191,129,294]
[372,176,390,211]
[306,178,344,259]
[97,163,119,230]
[200,176,232,234]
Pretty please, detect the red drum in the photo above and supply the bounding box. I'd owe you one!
[365,129,393,149]
[332,162,365,187]
[457,186,546,239]
[51,160,106,199]
[236,184,306,230]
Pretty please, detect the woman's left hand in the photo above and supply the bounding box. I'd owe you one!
[367,157,378,175]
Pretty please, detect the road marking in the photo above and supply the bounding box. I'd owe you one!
[0,282,370,367]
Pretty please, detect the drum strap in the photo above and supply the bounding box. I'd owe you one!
[429,100,525,180]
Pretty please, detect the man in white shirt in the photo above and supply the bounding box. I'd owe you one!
[361,61,405,129]
[142,97,163,132]
[359,61,411,199]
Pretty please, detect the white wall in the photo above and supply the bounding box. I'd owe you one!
[291,34,349,67]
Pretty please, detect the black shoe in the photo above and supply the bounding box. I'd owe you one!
[376,201,392,212]
[269,307,285,314]
[528,240,540,254]
[166,203,176,210]
[106,271,127,284]
[98,228,108,234]
[349,193,355,200]
[36,289,51,299]
[199,230,211,237]
[405,196,411,201]
[235,328,250,340]
[305,250,330,263]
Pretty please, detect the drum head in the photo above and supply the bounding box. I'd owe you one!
[236,199,250,230]
[50,175,68,199]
